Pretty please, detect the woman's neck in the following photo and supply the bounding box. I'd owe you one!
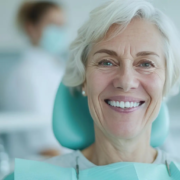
[81,128,157,166]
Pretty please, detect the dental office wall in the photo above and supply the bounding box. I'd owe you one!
[0,0,179,155]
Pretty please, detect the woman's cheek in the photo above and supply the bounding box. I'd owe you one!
[142,73,165,99]
[86,69,112,96]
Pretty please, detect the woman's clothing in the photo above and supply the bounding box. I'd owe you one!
[15,155,180,180]
[46,148,180,170]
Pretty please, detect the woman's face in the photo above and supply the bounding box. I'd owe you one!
[84,18,166,139]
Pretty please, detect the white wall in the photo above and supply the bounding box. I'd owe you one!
[152,0,180,31]
[0,0,25,51]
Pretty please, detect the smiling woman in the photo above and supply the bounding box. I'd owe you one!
[48,0,180,173]
[83,18,165,142]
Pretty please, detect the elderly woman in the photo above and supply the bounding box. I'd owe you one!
[47,0,180,170]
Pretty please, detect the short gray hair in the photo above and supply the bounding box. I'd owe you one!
[63,0,180,97]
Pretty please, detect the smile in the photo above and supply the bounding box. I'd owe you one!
[104,97,145,113]
[106,100,144,109]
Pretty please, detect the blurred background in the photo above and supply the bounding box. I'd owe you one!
[0,0,179,178]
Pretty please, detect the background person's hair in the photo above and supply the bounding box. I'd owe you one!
[63,0,180,98]
[17,1,60,29]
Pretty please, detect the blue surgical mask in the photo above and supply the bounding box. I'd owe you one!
[39,25,68,56]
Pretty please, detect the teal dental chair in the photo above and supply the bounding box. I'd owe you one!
[4,83,170,180]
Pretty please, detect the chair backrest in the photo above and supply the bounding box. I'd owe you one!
[53,83,170,150]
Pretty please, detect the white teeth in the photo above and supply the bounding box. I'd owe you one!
[130,102,134,108]
[117,101,120,107]
[134,102,137,107]
[115,101,118,107]
[113,101,116,107]
[125,102,130,108]
[107,101,141,108]
[120,101,124,108]
[133,102,139,107]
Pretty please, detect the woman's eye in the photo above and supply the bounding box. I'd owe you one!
[138,61,155,68]
[98,60,114,66]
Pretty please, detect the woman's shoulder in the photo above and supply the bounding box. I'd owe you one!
[155,148,180,164]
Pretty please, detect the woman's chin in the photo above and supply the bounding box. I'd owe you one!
[105,120,143,139]
[102,105,146,138]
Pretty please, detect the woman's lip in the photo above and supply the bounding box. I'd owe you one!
[104,96,145,103]
[106,101,144,114]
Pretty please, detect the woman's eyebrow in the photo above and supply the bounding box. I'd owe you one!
[93,49,160,58]
[136,51,160,57]
[93,49,118,57]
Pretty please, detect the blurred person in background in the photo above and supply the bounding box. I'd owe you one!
[3,1,70,159]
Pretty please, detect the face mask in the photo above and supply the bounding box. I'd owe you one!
[15,158,180,180]
[39,25,68,56]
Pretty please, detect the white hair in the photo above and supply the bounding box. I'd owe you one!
[63,0,180,97]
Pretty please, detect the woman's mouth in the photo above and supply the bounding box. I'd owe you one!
[104,99,145,113]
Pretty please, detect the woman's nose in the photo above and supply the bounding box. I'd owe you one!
[112,66,139,92]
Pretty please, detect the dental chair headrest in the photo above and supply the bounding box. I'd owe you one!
[53,83,169,150]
